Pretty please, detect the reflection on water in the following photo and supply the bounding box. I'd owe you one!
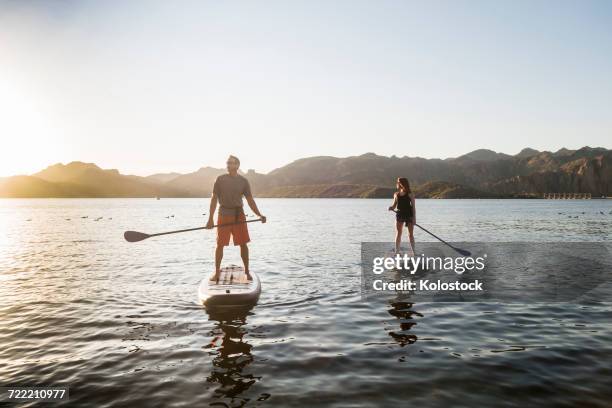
[382,269,423,348]
[386,300,421,347]
[205,309,260,405]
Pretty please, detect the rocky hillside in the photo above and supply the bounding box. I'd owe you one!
[0,162,187,198]
[254,146,610,197]
[1,147,609,198]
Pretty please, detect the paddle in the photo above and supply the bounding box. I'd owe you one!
[390,209,471,256]
[124,218,264,243]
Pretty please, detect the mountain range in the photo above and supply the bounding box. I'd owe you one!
[1,146,610,198]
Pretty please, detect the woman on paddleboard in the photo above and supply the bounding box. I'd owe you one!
[388,177,416,254]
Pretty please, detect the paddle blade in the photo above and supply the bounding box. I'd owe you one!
[124,231,150,242]
[455,248,472,257]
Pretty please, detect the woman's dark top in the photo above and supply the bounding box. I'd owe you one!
[396,192,413,224]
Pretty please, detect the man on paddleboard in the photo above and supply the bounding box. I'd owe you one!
[206,155,266,281]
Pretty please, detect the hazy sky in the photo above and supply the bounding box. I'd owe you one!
[1,0,611,177]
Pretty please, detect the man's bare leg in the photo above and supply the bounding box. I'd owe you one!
[240,243,251,280]
[211,244,223,281]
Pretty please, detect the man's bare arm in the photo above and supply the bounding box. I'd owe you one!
[206,193,218,228]
[246,196,266,223]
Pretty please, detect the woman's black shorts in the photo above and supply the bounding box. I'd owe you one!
[396,211,413,226]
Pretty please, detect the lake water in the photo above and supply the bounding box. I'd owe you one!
[0,198,611,407]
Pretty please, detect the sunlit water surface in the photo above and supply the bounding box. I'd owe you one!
[0,199,611,407]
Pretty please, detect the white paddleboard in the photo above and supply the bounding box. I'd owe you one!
[198,264,261,309]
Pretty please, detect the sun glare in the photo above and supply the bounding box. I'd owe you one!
[0,78,62,177]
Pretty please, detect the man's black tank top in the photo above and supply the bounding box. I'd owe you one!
[397,192,413,216]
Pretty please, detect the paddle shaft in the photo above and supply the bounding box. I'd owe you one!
[148,218,262,238]
[390,209,470,256]
[414,224,453,248]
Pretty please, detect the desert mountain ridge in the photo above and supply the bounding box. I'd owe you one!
[1,146,610,198]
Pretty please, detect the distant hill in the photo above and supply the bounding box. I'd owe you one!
[413,181,499,199]
[488,152,611,196]
[453,149,512,162]
[1,161,187,198]
[34,162,104,183]
[259,184,395,198]
[254,147,610,197]
[0,176,89,198]
[165,167,228,196]
[1,146,610,198]
[145,172,182,183]
[514,148,540,159]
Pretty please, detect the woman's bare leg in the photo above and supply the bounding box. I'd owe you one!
[407,222,416,254]
[395,221,403,253]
